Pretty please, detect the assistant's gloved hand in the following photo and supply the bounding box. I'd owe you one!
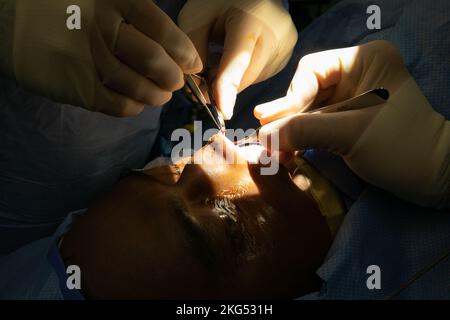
[178,0,298,119]
[255,41,449,208]
[0,0,202,116]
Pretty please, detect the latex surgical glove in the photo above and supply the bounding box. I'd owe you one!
[255,40,449,208]
[178,0,298,119]
[0,0,202,117]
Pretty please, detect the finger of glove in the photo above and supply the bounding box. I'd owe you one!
[259,107,381,155]
[126,0,202,74]
[94,81,145,117]
[115,23,184,92]
[92,24,172,110]
[213,12,262,119]
[254,47,359,123]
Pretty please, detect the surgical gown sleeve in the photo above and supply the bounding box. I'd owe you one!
[0,210,85,299]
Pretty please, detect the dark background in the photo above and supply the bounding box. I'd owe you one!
[289,0,338,30]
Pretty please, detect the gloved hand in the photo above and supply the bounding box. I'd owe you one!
[255,40,449,208]
[178,0,298,119]
[0,0,202,116]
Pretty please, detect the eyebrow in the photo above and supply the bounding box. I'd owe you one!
[172,201,217,270]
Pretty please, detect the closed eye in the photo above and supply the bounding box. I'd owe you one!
[206,197,246,261]
[172,200,217,270]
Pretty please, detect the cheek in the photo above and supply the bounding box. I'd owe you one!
[141,223,219,298]
[238,197,278,245]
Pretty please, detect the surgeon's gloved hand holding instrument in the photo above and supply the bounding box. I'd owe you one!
[255,41,450,209]
[184,74,226,132]
[238,87,390,148]
[179,0,298,120]
[0,0,202,117]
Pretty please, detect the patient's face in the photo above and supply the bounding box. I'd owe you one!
[62,134,332,299]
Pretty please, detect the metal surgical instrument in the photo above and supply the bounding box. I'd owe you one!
[184,74,226,132]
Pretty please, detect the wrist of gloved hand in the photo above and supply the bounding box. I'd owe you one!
[348,78,449,209]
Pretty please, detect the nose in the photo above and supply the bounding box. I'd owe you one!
[192,132,248,166]
[178,133,255,202]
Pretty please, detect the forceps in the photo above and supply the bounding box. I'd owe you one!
[236,87,390,146]
[184,74,226,132]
